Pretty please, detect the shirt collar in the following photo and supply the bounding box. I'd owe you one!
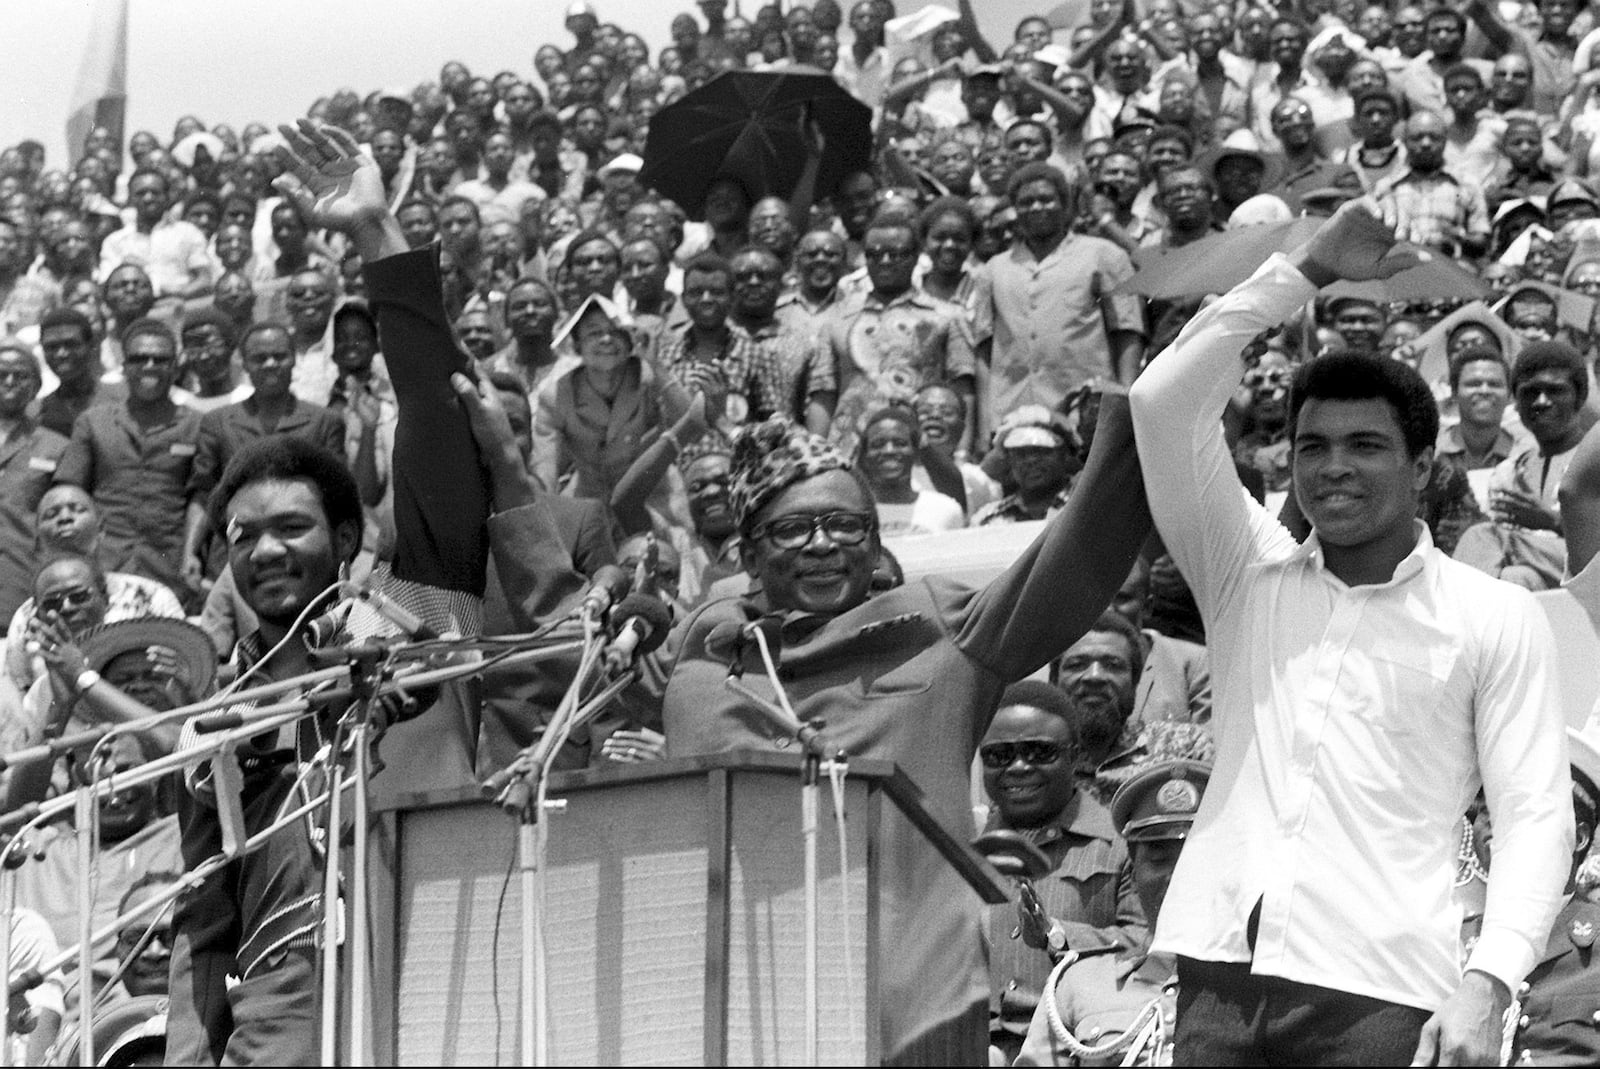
[1298,519,1434,588]
[862,287,932,311]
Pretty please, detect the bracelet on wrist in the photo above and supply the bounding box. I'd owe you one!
[74,668,100,694]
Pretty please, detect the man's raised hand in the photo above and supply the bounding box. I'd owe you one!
[1290,197,1430,289]
[273,120,386,232]
[273,119,407,261]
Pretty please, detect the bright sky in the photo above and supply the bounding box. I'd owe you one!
[4,0,1046,171]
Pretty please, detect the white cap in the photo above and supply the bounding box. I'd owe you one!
[566,1,596,17]
[597,152,644,179]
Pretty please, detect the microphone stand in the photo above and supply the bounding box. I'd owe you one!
[0,703,309,1068]
[723,623,838,1066]
[0,628,589,1067]
[478,602,645,1069]
[2,768,345,1068]
[314,640,391,1068]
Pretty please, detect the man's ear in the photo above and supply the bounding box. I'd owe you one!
[1578,820,1593,858]
[335,520,362,568]
[1412,444,1435,494]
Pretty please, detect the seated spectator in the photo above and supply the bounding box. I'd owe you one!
[36,308,125,439]
[0,344,67,638]
[979,679,1148,1064]
[531,293,692,504]
[855,406,965,537]
[4,618,207,1041]
[1456,340,1591,588]
[1437,349,1521,512]
[1014,760,1212,1067]
[176,308,252,414]
[974,405,1080,525]
[1230,351,1294,499]
[4,484,184,695]
[911,382,1002,517]
[1109,556,1212,731]
[1374,110,1491,257]
[6,907,64,1066]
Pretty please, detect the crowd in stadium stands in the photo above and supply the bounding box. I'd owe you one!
[5,0,1600,1063]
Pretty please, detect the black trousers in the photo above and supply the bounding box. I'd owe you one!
[1173,957,1433,1067]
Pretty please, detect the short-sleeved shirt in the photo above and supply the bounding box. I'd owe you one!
[1375,168,1491,252]
[971,235,1144,430]
[985,793,1147,1040]
[655,321,786,437]
[814,287,977,457]
[741,316,836,424]
[98,220,214,297]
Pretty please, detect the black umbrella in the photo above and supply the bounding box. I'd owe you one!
[640,66,873,220]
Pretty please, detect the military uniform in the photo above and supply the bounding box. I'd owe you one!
[1509,897,1600,1067]
[1013,760,1210,1067]
[1014,945,1178,1066]
[1508,727,1600,1067]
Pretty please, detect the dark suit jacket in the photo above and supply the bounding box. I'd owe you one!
[475,492,615,775]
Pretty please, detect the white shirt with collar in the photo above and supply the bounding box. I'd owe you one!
[1130,252,1572,1011]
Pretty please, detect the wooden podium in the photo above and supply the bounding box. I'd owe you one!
[363,750,1007,1066]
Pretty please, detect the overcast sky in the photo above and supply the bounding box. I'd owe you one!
[5,0,1047,170]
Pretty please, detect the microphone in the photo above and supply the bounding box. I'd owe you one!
[703,616,784,677]
[603,593,673,673]
[302,580,443,646]
[581,565,632,621]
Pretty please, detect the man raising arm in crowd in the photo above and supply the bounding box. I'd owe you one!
[1129,199,1572,1065]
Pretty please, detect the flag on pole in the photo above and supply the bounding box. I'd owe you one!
[66,0,129,166]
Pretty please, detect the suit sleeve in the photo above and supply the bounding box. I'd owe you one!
[362,246,490,596]
[952,393,1152,683]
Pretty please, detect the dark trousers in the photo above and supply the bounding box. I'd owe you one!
[1174,957,1433,1067]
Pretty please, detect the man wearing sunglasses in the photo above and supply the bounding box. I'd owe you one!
[54,318,204,612]
[979,679,1146,1064]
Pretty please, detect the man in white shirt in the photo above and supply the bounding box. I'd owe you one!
[97,168,213,301]
[1128,199,1573,1065]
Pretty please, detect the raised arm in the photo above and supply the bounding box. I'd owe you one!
[1128,200,1421,613]
[955,384,1151,681]
[954,0,999,64]
[1463,0,1519,57]
[610,393,711,536]
[274,120,491,601]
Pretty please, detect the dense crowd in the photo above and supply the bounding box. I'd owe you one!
[2,0,1600,1064]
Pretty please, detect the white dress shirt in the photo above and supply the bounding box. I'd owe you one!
[1129,252,1573,1010]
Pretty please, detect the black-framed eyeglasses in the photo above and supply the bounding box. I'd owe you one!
[123,353,176,367]
[750,510,876,550]
[979,740,1068,769]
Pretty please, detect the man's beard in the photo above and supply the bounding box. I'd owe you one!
[1075,699,1131,754]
